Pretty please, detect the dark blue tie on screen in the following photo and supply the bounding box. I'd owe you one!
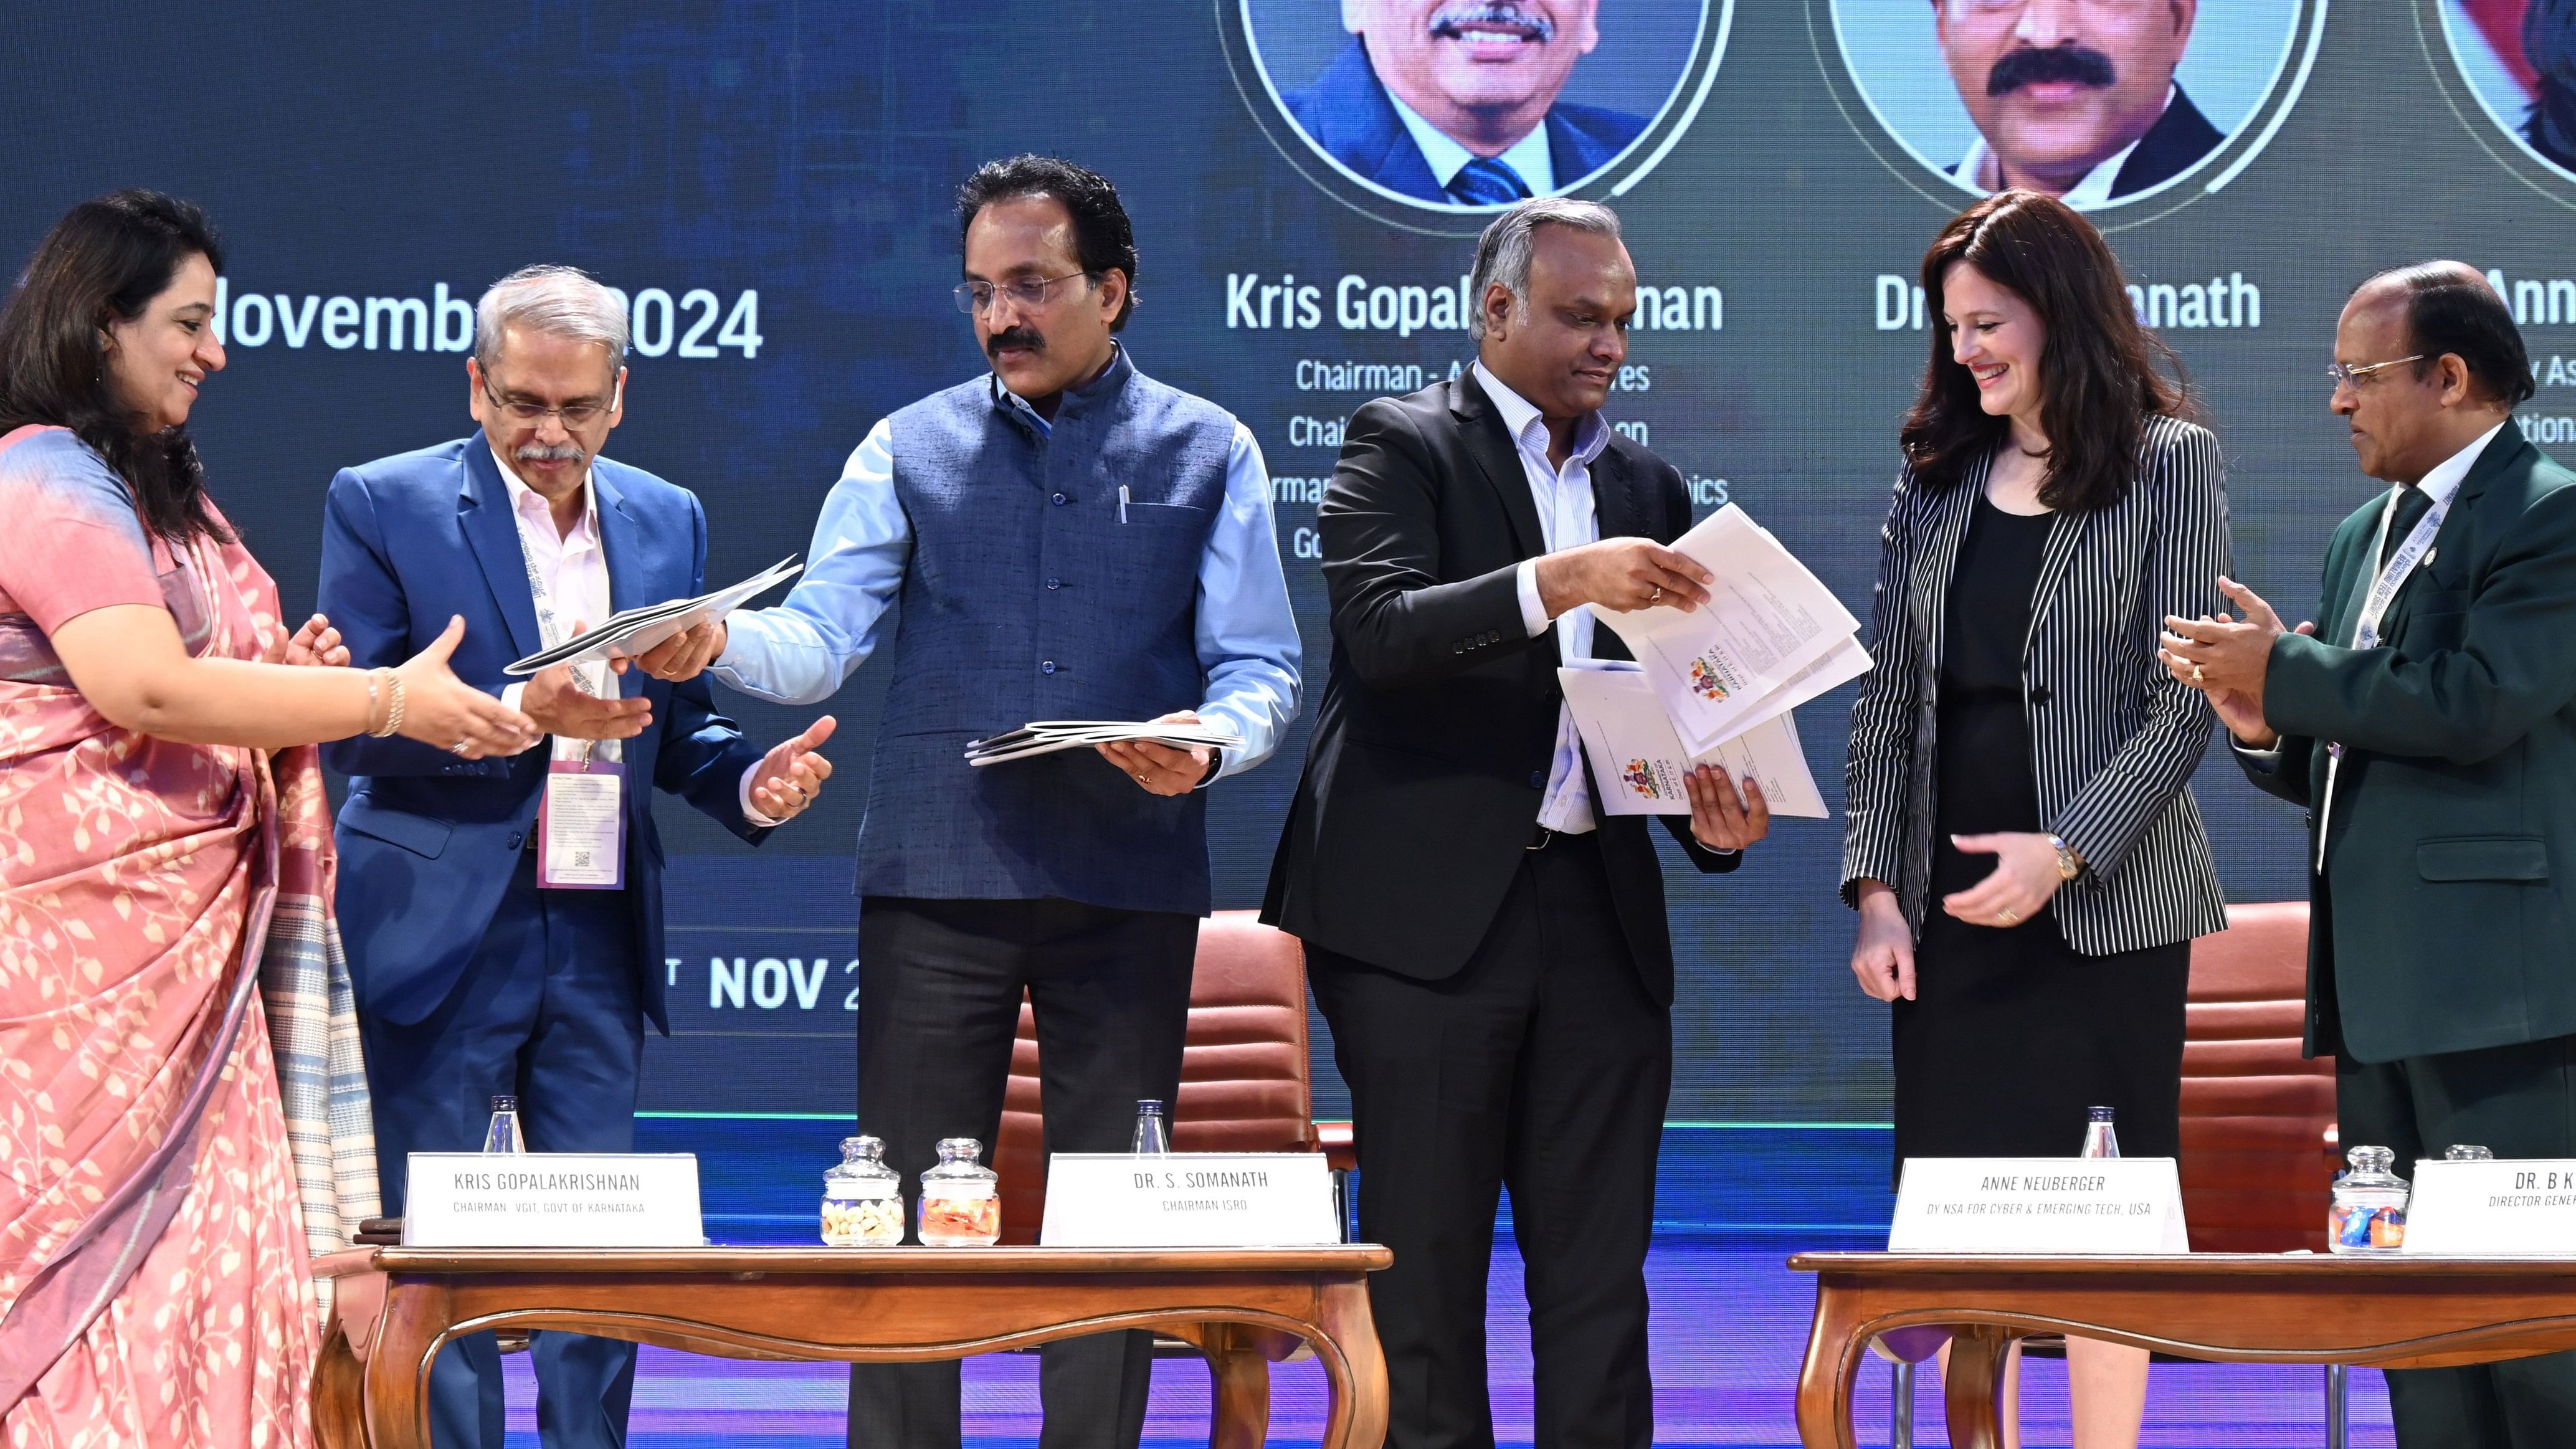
[1447,156,1533,207]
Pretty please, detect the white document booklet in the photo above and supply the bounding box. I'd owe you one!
[1559,663,1827,818]
[1591,505,1866,752]
[505,555,803,677]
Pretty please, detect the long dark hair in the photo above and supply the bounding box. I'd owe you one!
[0,190,231,544]
[1899,191,2190,513]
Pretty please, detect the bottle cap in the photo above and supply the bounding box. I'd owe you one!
[2086,1106,2114,1122]
[1136,1099,1167,1115]
[2443,1144,2496,1161]
[490,1095,518,1113]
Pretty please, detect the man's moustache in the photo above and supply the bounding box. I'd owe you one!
[1986,44,2117,96]
[987,328,1045,359]
[515,444,585,464]
[1427,1,1557,44]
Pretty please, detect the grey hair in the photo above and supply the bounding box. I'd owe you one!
[1467,197,1623,340]
[475,265,629,371]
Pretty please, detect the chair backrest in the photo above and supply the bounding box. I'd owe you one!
[992,910,1315,1245]
[2180,901,2338,1252]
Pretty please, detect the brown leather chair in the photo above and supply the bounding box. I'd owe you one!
[992,910,1351,1246]
[2179,901,2340,1252]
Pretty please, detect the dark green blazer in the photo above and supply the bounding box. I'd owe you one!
[2238,427,2576,1063]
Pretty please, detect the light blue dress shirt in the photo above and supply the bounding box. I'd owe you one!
[710,384,1303,780]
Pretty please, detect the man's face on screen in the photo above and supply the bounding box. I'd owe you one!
[1479,224,1633,419]
[1937,0,2194,194]
[1347,0,1602,153]
[962,194,1122,404]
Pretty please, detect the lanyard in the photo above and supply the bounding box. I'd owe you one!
[510,489,621,765]
[2316,484,2450,871]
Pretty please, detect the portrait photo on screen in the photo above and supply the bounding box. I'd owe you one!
[1242,0,1709,211]
[2439,0,2576,181]
[1830,0,2304,211]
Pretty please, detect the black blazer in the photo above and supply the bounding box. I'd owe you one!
[1260,373,1736,1004]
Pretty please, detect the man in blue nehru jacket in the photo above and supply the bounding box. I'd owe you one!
[637,156,1301,1448]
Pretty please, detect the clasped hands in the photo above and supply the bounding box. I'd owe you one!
[1849,833,2076,1001]
[2156,576,2315,749]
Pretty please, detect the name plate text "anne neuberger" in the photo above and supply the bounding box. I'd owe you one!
[1888,1157,2189,1255]
[402,1152,705,1247]
[1040,1152,1339,1247]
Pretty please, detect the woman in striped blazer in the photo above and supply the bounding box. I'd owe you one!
[1840,191,2230,1448]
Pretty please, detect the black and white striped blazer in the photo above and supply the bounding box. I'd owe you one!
[1840,413,2232,955]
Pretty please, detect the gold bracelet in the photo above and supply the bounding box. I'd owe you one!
[369,669,406,738]
[362,672,382,735]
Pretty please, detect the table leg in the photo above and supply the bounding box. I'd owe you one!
[361,1283,449,1449]
[1942,1324,2020,1449]
[1202,1323,1274,1449]
[310,1314,366,1449]
[1314,1277,1389,1449]
[1794,1284,1866,1449]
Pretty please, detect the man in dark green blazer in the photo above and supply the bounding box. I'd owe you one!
[2164,262,2576,1445]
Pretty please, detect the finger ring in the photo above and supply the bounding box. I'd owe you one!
[2192,665,2205,684]
[1648,586,1663,603]
[450,741,472,756]
[1997,908,2020,925]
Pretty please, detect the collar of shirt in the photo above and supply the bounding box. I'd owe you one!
[1387,90,1556,196]
[1958,86,2170,210]
[989,340,1130,440]
[1473,360,1610,475]
[2408,419,2510,508]
[490,442,601,566]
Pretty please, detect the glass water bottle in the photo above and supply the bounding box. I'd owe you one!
[483,1095,525,1154]
[2079,1105,2119,1159]
[918,1138,1001,1247]
[821,1135,904,1247]
[2329,1145,2409,1253]
[1132,1099,1171,1155]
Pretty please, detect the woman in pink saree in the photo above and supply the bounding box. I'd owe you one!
[0,192,539,1447]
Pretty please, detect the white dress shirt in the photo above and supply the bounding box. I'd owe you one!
[490,446,774,824]
[1957,87,2172,210]
[1388,90,1556,197]
[1476,361,1607,834]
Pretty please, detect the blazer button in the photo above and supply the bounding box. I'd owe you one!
[1040,660,1057,675]
[1453,642,1465,654]
[506,832,524,852]
[2030,686,2053,706]
[1051,492,1068,505]
[1045,577,1062,590]
[1529,770,1545,788]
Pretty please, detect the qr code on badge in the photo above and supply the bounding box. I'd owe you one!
[571,850,592,868]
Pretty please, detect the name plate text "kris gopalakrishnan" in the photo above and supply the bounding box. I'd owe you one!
[401,1152,705,1247]
[1040,1152,1339,1247]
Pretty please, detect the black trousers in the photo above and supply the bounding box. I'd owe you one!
[844,895,1198,1449]
[1308,830,1671,1449]
[2339,1033,2576,1447]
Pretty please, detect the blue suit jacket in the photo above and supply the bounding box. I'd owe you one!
[318,433,768,1032]
[1284,37,1646,204]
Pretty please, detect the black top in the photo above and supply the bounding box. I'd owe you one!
[1929,494,2054,900]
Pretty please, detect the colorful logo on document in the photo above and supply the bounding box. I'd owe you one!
[1623,759,1668,799]
[1688,653,1736,701]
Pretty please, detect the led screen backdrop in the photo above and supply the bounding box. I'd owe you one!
[6,0,2574,1122]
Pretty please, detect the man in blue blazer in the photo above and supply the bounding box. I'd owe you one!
[318,266,834,1449]
[1285,0,1645,206]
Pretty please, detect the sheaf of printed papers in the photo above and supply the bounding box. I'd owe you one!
[1558,664,1827,819]
[966,720,1243,766]
[1590,505,1865,753]
[505,556,804,677]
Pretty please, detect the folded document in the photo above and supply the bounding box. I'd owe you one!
[505,556,803,677]
[1559,663,1828,818]
[966,720,1243,766]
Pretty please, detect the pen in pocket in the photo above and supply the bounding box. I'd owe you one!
[1118,484,1129,523]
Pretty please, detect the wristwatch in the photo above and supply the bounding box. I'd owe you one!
[2046,834,2083,882]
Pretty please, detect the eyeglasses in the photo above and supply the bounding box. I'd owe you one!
[952,272,1095,316]
[482,375,622,428]
[2326,355,2423,392]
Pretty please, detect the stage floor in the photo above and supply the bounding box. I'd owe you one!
[495,1234,2396,1447]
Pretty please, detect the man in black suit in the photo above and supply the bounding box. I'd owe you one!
[1263,197,1769,1449]
[1936,0,2222,206]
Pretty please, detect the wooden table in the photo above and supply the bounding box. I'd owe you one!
[310,1245,1391,1449]
[1790,1252,2576,1449]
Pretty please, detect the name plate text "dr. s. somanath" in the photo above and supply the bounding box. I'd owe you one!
[1040,1152,1339,1247]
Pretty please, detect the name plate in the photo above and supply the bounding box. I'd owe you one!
[402,1152,704,1247]
[1889,1158,2189,1255]
[1040,1152,1339,1247]
[2403,1159,2576,1255]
